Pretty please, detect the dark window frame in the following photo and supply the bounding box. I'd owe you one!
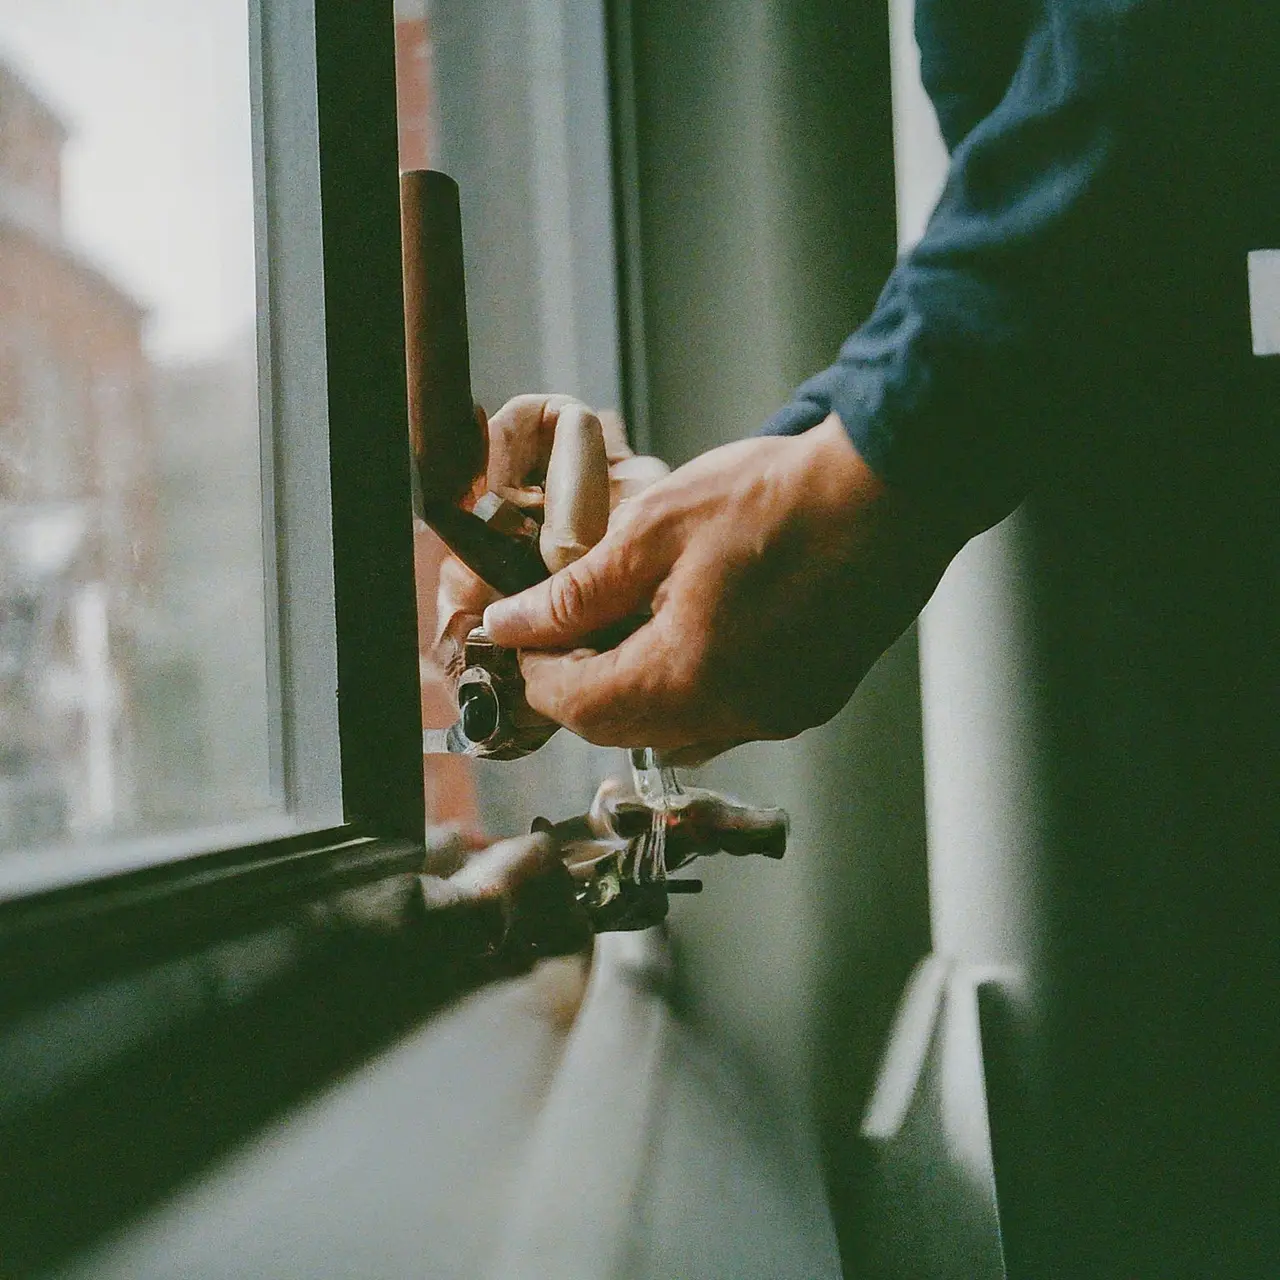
[0,0,427,988]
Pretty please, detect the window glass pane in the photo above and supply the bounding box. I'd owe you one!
[0,0,278,858]
[398,0,624,836]
[394,4,480,833]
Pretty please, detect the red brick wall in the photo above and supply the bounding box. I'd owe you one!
[0,225,153,586]
[0,63,65,218]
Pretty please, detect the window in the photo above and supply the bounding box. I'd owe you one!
[0,1,276,867]
[399,0,626,839]
[0,0,424,925]
[0,0,623,961]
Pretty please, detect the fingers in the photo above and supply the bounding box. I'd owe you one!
[484,395,667,524]
[483,522,664,649]
[597,409,633,464]
[432,603,481,686]
[510,589,717,748]
[485,393,661,484]
[608,454,670,509]
[540,402,610,572]
[484,393,580,491]
[516,646,736,755]
[516,639,697,749]
[658,740,743,768]
[438,552,498,618]
[432,555,496,685]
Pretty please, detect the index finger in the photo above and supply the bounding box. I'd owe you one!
[483,522,663,650]
[517,628,700,749]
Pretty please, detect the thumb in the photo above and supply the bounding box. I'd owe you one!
[483,534,658,650]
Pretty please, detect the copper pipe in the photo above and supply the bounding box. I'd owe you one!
[400,169,485,508]
[400,170,547,595]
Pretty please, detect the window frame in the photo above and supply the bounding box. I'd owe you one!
[0,0,426,984]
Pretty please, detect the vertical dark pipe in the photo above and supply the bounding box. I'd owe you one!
[400,170,547,597]
[400,170,486,507]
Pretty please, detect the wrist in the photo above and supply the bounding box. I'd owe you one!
[800,413,968,569]
[800,414,886,511]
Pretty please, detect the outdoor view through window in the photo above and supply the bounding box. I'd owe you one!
[0,1,275,860]
[396,5,482,835]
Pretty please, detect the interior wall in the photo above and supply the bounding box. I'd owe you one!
[429,0,624,828]
[888,0,1044,989]
[618,0,933,1261]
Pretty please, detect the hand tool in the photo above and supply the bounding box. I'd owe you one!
[402,170,791,935]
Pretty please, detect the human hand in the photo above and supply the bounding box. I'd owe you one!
[419,828,594,962]
[481,416,965,761]
[428,394,668,688]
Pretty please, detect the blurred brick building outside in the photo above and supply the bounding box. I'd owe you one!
[0,54,271,851]
[0,57,154,844]
[0,12,474,853]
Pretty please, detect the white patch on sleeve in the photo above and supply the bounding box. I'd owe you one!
[1247,250,1280,356]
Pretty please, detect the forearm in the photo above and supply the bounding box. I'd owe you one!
[764,2,1153,533]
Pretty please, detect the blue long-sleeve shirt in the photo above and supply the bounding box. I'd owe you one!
[763,2,1280,530]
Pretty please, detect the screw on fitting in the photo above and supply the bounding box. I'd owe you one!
[459,683,500,744]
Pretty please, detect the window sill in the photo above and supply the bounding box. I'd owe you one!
[0,825,429,1010]
[0,814,311,903]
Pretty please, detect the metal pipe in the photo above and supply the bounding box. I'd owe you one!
[400,169,550,595]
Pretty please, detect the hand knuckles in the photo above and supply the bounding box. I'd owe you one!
[546,570,589,632]
[498,393,553,420]
[627,485,660,523]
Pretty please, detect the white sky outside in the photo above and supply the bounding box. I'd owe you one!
[0,0,255,363]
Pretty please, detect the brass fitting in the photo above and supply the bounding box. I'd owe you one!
[448,627,559,760]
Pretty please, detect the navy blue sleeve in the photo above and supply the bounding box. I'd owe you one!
[915,0,1033,150]
[762,1,1144,527]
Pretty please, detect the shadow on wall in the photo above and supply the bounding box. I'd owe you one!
[620,1,934,1269]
